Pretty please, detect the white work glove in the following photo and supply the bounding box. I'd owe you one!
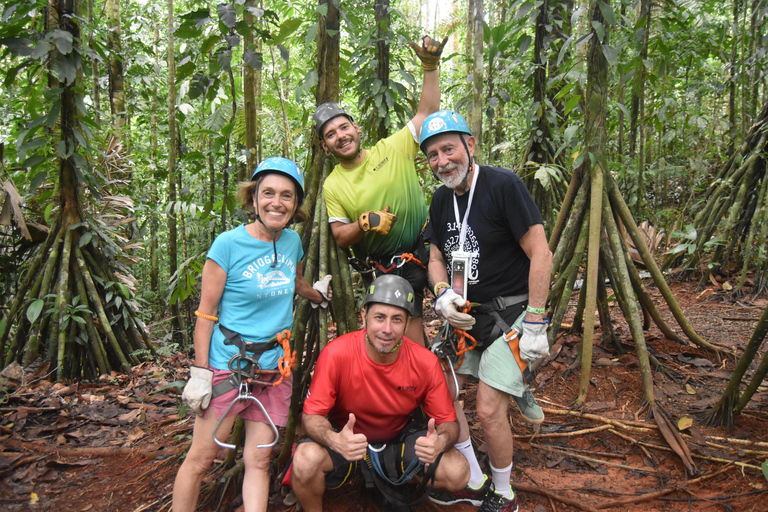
[311,274,332,309]
[434,288,476,330]
[181,365,213,415]
[519,319,551,361]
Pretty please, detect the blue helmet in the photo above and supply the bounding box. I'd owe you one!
[251,157,305,206]
[419,110,472,155]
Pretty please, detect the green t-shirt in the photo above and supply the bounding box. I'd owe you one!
[323,124,428,258]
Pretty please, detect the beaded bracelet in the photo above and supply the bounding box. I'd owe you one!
[194,310,218,322]
[433,282,450,296]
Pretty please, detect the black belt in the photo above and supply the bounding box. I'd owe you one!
[211,326,279,398]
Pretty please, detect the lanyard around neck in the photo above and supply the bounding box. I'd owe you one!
[452,165,480,251]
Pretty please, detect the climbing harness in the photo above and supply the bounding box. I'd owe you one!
[349,252,426,276]
[430,302,478,401]
[212,329,296,450]
[357,411,442,509]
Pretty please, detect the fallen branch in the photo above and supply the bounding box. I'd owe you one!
[595,462,738,509]
[515,482,600,512]
[4,438,189,459]
[530,442,654,474]
[541,406,657,433]
[606,429,763,471]
[514,423,613,439]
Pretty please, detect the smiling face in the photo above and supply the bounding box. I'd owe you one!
[253,173,298,233]
[320,116,362,163]
[363,303,409,363]
[424,132,476,194]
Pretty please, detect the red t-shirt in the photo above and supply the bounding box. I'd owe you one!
[303,330,457,443]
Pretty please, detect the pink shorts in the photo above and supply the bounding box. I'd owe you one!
[204,367,293,426]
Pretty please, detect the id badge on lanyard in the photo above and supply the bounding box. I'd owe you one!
[450,250,472,300]
[451,166,480,301]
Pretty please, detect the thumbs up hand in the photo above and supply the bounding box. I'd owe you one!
[333,413,368,461]
[414,418,440,464]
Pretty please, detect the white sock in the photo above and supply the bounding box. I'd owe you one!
[454,438,485,488]
[490,461,514,499]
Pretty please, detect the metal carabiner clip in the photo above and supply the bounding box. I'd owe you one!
[212,356,280,450]
[368,443,387,453]
[389,254,408,269]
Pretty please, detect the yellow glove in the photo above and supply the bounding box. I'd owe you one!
[358,206,398,236]
[408,34,449,71]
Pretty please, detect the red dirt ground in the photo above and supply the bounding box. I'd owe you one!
[2,279,767,512]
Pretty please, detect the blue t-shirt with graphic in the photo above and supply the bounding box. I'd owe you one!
[206,224,303,370]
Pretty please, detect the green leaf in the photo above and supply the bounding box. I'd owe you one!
[216,4,236,28]
[275,18,302,44]
[598,1,616,26]
[0,37,33,56]
[27,299,45,323]
[217,49,232,71]
[517,35,531,55]
[564,95,581,117]
[278,44,289,63]
[592,21,605,43]
[243,49,262,70]
[56,54,77,85]
[762,460,768,481]
[602,44,618,66]
[44,203,55,224]
[51,29,73,54]
[79,231,92,248]
[29,170,48,194]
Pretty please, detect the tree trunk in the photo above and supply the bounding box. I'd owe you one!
[107,0,126,138]
[1,0,155,379]
[243,0,258,181]
[87,0,100,125]
[167,0,184,345]
[374,0,390,141]
[471,0,484,162]
[705,303,768,427]
[728,0,740,153]
[149,18,160,292]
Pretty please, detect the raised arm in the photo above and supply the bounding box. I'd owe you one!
[408,35,449,138]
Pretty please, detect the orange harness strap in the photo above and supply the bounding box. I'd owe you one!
[442,302,477,371]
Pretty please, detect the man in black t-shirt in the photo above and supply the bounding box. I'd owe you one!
[418,111,553,512]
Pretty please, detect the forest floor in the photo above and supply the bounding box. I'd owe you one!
[1,278,767,512]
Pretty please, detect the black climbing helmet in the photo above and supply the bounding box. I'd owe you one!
[363,275,415,317]
[313,102,354,138]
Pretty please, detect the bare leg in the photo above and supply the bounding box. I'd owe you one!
[241,420,278,512]
[476,380,513,468]
[172,411,236,512]
[291,442,335,512]
[430,448,470,491]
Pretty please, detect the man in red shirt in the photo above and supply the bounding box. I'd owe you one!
[291,275,469,512]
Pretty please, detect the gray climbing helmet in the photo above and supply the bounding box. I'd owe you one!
[363,275,415,316]
[313,102,354,138]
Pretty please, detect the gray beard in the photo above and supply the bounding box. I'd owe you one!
[438,162,469,190]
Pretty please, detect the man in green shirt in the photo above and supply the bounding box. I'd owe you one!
[313,35,447,346]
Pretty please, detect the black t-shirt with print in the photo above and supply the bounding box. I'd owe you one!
[424,165,543,303]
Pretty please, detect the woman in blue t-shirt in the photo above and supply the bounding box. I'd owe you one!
[172,157,331,512]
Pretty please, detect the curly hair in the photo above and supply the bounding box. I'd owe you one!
[235,177,307,224]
